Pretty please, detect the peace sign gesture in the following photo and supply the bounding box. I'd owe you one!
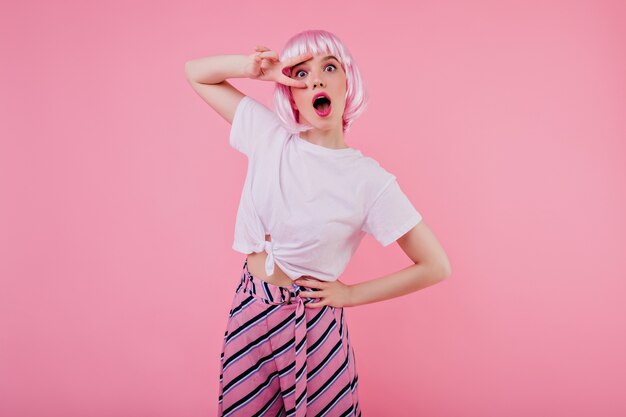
[244,45,312,89]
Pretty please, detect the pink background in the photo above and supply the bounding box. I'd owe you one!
[2,0,625,416]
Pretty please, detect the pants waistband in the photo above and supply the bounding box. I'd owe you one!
[237,258,322,306]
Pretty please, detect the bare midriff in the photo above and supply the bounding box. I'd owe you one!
[246,234,316,288]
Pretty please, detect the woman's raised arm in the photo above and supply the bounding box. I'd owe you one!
[184,47,311,124]
[185,54,248,124]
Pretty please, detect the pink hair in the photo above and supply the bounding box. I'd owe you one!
[273,29,369,135]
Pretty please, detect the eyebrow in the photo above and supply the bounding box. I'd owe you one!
[292,55,340,71]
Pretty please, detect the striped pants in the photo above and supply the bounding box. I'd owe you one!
[217,258,362,416]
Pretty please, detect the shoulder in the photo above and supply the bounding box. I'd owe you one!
[232,95,287,131]
[353,154,397,189]
[230,95,290,158]
[236,95,279,122]
[341,153,398,210]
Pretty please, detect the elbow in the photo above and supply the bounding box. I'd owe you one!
[184,61,192,81]
[436,260,452,280]
[441,263,452,279]
[438,251,452,279]
[184,61,196,82]
[417,260,450,282]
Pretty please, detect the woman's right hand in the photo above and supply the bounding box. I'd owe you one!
[243,45,312,89]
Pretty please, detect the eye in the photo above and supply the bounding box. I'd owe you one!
[294,64,338,78]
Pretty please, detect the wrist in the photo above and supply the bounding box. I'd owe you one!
[347,283,360,307]
[237,53,253,79]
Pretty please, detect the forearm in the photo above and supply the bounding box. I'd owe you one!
[184,54,248,84]
[348,263,448,307]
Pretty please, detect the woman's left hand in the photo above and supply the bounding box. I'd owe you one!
[295,278,353,308]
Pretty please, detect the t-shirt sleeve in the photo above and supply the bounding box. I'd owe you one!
[361,177,423,246]
[229,95,285,158]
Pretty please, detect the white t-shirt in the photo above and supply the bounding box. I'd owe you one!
[229,95,423,282]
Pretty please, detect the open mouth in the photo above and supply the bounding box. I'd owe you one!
[312,93,332,117]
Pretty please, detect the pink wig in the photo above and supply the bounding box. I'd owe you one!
[273,29,369,135]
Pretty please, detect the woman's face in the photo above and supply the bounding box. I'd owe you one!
[289,53,347,130]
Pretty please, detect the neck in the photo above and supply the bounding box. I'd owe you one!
[299,125,348,149]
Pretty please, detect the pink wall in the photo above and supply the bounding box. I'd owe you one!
[2,0,625,416]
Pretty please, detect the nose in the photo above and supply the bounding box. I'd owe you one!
[312,79,325,88]
[310,69,325,88]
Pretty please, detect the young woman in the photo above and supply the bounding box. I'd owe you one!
[185,29,451,417]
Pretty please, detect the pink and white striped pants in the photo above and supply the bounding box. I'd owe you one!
[217,258,362,417]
